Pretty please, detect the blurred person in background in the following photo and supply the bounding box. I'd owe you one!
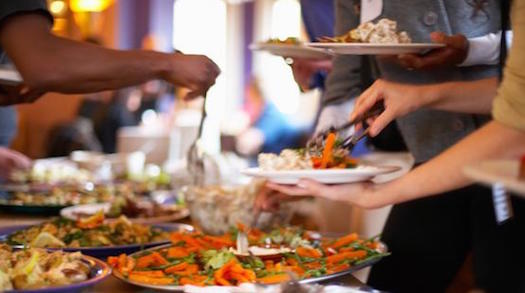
[236,79,304,164]
[0,1,219,178]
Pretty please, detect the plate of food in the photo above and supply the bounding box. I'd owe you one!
[60,195,189,224]
[0,215,194,259]
[0,186,116,215]
[242,131,400,184]
[108,226,388,290]
[308,18,444,55]
[250,37,333,59]
[0,244,111,293]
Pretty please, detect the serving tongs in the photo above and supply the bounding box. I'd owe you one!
[187,93,207,185]
[306,102,385,155]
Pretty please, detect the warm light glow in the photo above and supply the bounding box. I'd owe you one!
[49,0,66,15]
[70,0,113,12]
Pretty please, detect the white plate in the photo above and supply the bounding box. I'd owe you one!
[250,43,333,59]
[464,159,525,196]
[60,202,190,224]
[307,42,445,55]
[241,165,400,185]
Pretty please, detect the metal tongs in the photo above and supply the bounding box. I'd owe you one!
[187,93,207,185]
[307,102,385,155]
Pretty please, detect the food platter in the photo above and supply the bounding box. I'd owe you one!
[112,246,386,291]
[250,43,333,59]
[2,250,111,293]
[110,229,388,291]
[307,42,445,55]
[0,223,194,259]
[464,159,525,196]
[60,202,190,224]
[242,165,401,184]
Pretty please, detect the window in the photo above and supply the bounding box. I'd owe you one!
[173,0,227,153]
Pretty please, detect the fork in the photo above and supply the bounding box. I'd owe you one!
[187,93,207,185]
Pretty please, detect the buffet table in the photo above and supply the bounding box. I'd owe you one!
[0,213,371,293]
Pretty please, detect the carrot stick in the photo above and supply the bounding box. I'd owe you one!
[331,233,359,249]
[320,132,336,169]
[128,274,174,285]
[129,270,166,277]
[257,273,290,284]
[167,247,189,258]
[326,250,367,264]
[164,262,189,273]
[296,247,322,258]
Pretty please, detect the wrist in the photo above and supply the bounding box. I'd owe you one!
[415,84,439,110]
[147,51,173,81]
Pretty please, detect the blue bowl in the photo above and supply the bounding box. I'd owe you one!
[0,223,194,259]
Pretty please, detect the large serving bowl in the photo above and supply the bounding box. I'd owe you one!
[182,180,293,235]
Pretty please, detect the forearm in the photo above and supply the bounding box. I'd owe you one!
[0,14,169,93]
[422,78,498,114]
[21,36,169,93]
[367,121,525,207]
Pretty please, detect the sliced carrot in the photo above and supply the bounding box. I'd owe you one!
[296,247,322,258]
[326,250,367,264]
[331,233,359,249]
[171,264,199,276]
[257,273,290,284]
[326,263,350,274]
[129,270,165,277]
[303,261,322,269]
[128,274,174,285]
[320,132,336,169]
[164,262,189,273]
[167,247,189,258]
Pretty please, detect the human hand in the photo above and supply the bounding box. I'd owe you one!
[397,32,468,70]
[350,79,432,136]
[164,54,220,100]
[290,58,332,91]
[254,183,309,212]
[0,147,31,179]
[266,179,379,209]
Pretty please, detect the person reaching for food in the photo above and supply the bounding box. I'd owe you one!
[0,1,220,106]
[257,0,522,292]
[266,0,525,291]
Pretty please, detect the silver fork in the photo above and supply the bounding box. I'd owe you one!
[187,93,207,185]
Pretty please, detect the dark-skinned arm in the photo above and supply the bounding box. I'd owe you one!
[0,13,220,103]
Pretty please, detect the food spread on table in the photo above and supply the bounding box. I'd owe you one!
[0,186,116,207]
[319,18,411,44]
[108,225,387,287]
[0,245,91,291]
[258,133,358,170]
[6,214,170,248]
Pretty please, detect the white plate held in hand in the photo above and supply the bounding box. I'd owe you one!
[307,43,445,55]
[241,165,400,185]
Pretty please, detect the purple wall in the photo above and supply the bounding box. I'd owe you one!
[117,0,173,50]
[242,2,255,93]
